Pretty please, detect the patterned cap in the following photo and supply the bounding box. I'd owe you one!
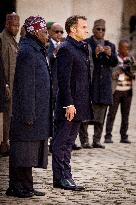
[24,15,46,33]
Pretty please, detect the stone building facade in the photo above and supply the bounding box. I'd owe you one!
[16,0,123,45]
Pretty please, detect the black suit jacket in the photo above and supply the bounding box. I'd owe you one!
[47,40,58,107]
[55,36,94,121]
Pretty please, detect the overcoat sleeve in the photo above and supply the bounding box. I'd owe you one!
[106,44,118,67]
[56,47,74,107]
[15,47,36,123]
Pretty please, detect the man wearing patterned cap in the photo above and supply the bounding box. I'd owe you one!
[6,15,52,198]
[78,19,118,149]
[0,12,20,156]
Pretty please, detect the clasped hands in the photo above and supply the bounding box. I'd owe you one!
[95,45,111,56]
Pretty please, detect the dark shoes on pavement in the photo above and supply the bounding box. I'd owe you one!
[6,187,45,198]
[104,138,131,144]
[6,187,34,198]
[53,178,85,191]
[81,142,92,149]
[104,138,113,143]
[72,144,82,150]
[120,139,131,144]
[104,134,131,144]
[92,142,105,149]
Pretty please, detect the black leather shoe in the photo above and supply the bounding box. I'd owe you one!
[92,142,105,149]
[120,139,131,144]
[81,143,92,149]
[33,189,45,196]
[6,187,34,198]
[72,144,82,150]
[53,178,85,191]
[104,138,113,143]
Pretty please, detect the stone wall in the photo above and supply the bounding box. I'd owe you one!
[16,0,123,45]
[121,0,136,39]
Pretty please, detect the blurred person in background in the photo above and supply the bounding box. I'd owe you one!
[104,39,135,144]
[83,19,118,149]
[0,12,20,156]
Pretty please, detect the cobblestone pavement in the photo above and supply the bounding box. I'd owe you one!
[0,84,136,205]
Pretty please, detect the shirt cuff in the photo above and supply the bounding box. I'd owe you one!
[63,105,74,109]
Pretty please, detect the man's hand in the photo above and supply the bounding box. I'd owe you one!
[103,46,111,56]
[95,45,104,55]
[65,106,76,121]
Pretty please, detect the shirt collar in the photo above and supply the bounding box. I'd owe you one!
[51,38,61,48]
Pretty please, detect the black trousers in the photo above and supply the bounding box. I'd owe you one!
[8,139,49,191]
[9,164,33,191]
[93,104,107,143]
[105,90,132,139]
[52,120,81,181]
[78,105,107,144]
[79,122,89,145]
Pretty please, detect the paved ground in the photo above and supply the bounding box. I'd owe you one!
[0,84,136,205]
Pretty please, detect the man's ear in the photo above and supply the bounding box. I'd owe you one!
[70,26,76,34]
[5,22,9,29]
[34,31,39,39]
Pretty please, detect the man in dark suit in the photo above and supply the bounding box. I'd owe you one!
[82,19,118,149]
[52,15,94,191]
[48,22,64,109]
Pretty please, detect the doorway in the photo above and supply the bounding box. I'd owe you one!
[0,0,16,32]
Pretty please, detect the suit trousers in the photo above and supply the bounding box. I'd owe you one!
[93,104,107,143]
[52,120,81,181]
[79,122,89,145]
[9,164,33,191]
[105,90,132,139]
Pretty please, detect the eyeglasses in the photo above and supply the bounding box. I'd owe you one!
[96,28,105,32]
[54,30,64,34]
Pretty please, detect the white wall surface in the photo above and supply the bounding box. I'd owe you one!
[16,0,123,45]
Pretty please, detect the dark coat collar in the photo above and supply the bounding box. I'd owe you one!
[87,35,110,47]
[21,34,47,55]
[66,35,88,49]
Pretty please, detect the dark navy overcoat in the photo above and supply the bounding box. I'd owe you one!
[10,36,52,141]
[55,36,94,121]
[86,36,118,105]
